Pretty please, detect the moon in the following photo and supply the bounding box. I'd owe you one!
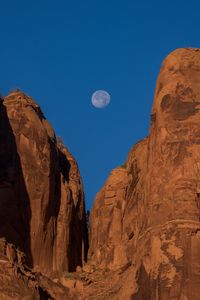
[91,90,111,109]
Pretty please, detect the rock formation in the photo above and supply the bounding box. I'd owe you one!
[0,90,87,279]
[1,48,200,300]
[0,237,81,300]
[88,48,200,299]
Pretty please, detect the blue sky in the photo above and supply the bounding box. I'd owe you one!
[1,0,199,209]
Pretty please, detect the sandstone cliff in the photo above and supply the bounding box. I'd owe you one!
[88,48,200,299]
[0,90,87,279]
[1,48,200,300]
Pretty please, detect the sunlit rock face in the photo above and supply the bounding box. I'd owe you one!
[89,48,200,299]
[0,91,87,276]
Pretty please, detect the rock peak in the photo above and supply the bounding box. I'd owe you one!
[154,47,200,114]
[4,89,40,107]
[0,91,88,277]
[88,47,200,299]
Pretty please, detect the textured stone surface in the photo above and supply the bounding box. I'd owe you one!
[88,48,200,299]
[0,237,79,300]
[2,48,200,299]
[0,91,87,277]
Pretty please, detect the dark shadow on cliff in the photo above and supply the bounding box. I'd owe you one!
[68,190,89,271]
[132,264,151,300]
[44,136,88,272]
[56,144,89,271]
[0,99,33,267]
[59,147,89,271]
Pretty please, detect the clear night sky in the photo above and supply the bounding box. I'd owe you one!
[1,1,199,209]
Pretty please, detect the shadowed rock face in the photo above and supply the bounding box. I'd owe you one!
[2,48,200,300]
[0,237,79,300]
[0,91,87,276]
[89,48,200,299]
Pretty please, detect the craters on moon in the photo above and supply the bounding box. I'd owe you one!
[91,90,111,109]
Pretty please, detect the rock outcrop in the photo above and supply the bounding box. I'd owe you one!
[0,90,87,279]
[88,48,200,299]
[0,237,81,300]
[2,48,200,300]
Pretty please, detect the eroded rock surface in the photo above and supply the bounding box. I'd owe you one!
[0,237,79,300]
[0,91,87,279]
[88,48,200,299]
[2,48,200,300]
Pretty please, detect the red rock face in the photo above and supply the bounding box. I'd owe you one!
[2,48,200,299]
[0,91,87,276]
[89,48,200,299]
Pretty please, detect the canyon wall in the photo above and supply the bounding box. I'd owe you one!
[0,91,87,277]
[89,48,200,299]
[1,48,200,299]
